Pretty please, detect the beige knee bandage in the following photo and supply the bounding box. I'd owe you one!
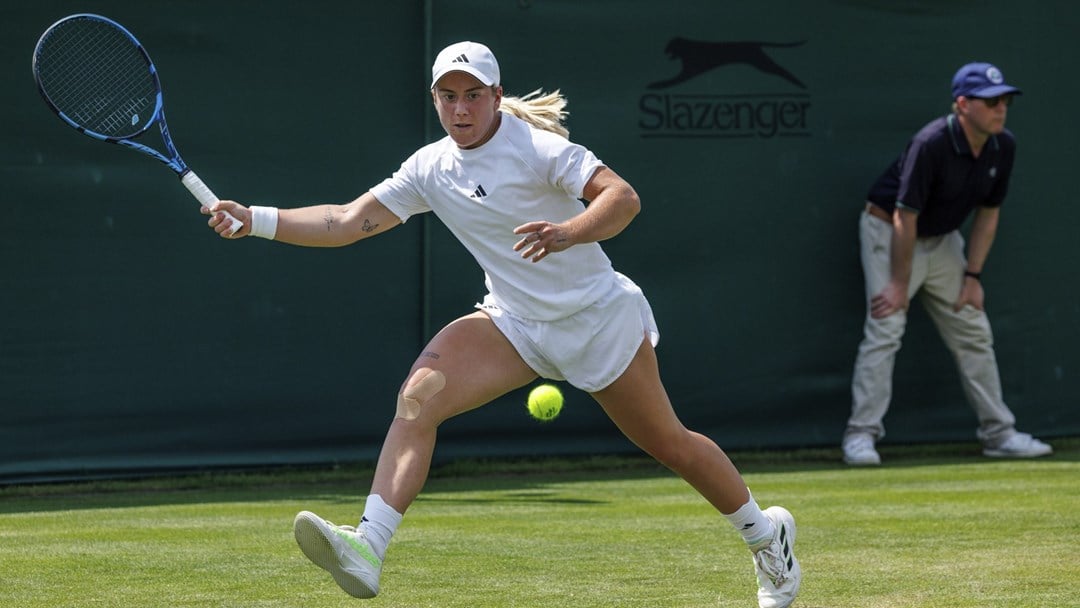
[396,368,446,420]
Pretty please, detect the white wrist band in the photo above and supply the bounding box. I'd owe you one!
[249,206,279,240]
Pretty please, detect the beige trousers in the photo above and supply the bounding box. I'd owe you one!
[846,210,1016,447]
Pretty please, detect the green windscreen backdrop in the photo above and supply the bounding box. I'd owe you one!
[2,2,1077,482]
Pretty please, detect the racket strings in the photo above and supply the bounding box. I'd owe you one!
[36,18,158,139]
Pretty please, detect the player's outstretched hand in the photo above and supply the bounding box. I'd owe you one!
[202,201,251,239]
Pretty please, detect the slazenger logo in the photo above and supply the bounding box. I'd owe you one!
[639,37,811,139]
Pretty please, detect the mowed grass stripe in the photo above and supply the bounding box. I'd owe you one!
[1,439,1076,607]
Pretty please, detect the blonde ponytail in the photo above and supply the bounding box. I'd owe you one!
[499,89,569,138]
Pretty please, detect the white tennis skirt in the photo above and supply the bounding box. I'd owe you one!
[477,272,660,392]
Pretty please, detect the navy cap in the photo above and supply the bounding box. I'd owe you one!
[951,63,1022,99]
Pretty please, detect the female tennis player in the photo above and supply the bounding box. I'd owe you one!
[204,40,800,608]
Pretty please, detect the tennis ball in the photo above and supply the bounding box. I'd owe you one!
[527,384,563,422]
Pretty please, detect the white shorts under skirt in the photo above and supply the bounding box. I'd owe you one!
[477,272,660,392]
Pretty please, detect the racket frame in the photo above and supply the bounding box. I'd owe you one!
[32,13,240,230]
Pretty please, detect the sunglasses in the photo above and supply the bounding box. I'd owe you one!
[973,95,1014,108]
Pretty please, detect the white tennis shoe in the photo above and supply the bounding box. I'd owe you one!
[983,432,1053,458]
[842,432,881,466]
[293,510,382,598]
[752,506,801,608]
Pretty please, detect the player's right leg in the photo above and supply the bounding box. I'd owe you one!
[294,311,537,598]
[372,311,539,510]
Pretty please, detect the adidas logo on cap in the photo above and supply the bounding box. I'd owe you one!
[431,41,500,88]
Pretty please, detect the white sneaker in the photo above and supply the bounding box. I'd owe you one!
[293,510,382,598]
[752,506,801,608]
[983,432,1053,458]
[842,432,881,465]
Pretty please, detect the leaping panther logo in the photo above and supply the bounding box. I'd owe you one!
[648,37,806,90]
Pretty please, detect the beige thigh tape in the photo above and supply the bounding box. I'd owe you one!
[396,367,446,420]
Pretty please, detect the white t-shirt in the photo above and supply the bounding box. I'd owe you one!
[371,113,616,321]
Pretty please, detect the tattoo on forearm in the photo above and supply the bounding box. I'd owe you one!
[324,207,334,231]
[362,219,379,233]
[420,351,440,360]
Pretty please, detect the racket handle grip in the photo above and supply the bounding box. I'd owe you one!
[181,170,244,235]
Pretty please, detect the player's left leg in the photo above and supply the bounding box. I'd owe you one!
[591,338,746,512]
[591,339,800,608]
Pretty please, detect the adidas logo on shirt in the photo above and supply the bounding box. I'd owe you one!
[470,184,488,199]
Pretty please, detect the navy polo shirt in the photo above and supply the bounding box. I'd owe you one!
[866,114,1016,236]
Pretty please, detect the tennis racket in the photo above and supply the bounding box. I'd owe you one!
[32,13,241,234]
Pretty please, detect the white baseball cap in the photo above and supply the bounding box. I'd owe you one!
[430,41,500,89]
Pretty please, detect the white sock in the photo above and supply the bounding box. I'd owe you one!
[723,492,774,549]
[359,494,402,560]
